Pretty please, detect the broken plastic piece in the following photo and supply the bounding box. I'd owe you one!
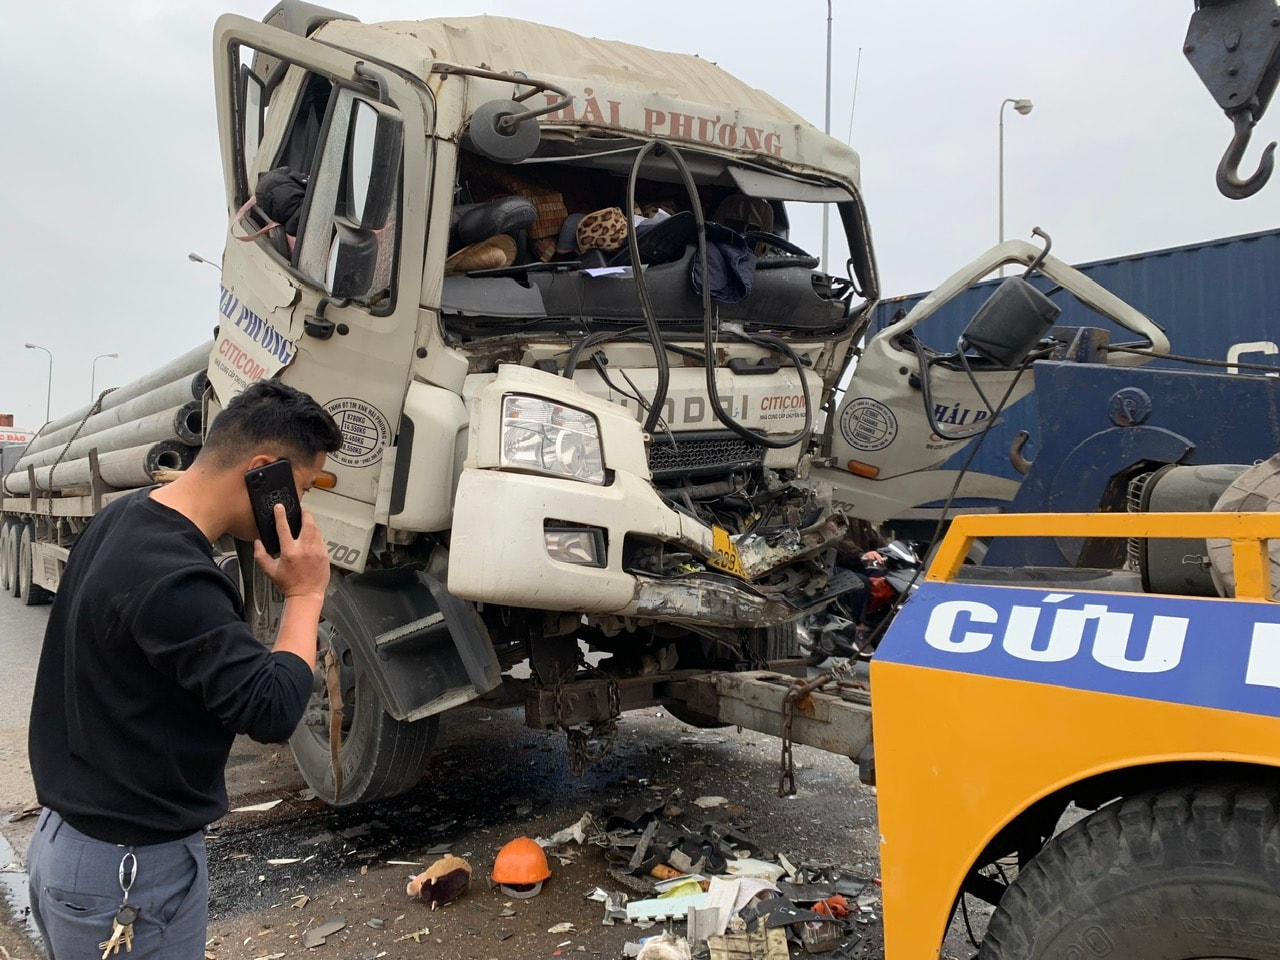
[301,914,346,948]
[626,892,709,923]
[707,927,788,960]
[636,934,694,960]
[658,879,704,900]
[724,858,786,883]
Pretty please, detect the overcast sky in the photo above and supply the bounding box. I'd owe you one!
[2,0,1275,430]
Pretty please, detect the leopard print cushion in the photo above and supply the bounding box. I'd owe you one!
[575,207,629,252]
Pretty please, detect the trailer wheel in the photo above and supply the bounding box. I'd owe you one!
[978,783,1280,959]
[0,522,15,593]
[665,624,799,728]
[18,525,52,606]
[289,621,438,806]
[4,522,22,598]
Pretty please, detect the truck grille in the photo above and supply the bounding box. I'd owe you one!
[648,431,763,480]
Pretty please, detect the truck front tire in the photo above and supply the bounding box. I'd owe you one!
[979,783,1280,959]
[289,622,438,806]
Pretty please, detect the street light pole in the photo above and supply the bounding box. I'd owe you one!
[998,97,1034,276]
[187,252,222,273]
[24,342,52,425]
[821,0,833,272]
[91,353,119,401]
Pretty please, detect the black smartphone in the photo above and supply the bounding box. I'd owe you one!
[245,459,302,557]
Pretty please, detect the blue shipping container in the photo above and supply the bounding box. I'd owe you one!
[869,228,1280,486]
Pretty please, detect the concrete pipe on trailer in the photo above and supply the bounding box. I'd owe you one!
[3,441,199,495]
[11,402,204,478]
[22,373,208,457]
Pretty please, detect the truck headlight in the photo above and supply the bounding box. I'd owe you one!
[500,395,606,485]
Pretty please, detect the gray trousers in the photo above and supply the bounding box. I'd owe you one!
[27,808,208,960]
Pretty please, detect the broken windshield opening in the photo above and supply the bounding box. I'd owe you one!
[439,139,868,341]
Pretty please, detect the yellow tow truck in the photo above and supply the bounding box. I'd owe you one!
[875,511,1280,957]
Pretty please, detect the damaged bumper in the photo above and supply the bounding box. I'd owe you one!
[447,467,850,627]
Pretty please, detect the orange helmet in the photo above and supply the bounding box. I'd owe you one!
[491,837,551,899]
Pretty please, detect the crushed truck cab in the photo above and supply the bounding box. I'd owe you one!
[3,0,880,808]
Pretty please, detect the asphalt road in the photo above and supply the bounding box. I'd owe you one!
[0,599,987,960]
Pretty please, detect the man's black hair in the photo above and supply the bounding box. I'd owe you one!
[200,380,342,468]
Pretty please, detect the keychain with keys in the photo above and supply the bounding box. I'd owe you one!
[99,851,138,958]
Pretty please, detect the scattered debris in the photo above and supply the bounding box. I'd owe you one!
[265,858,300,866]
[392,926,430,943]
[301,915,345,948]
[694,796,728,809]
[708,927,789,960]
[548,921,576,934]
[637,933,693,960]
[229,799,282,814]
[7,800,41,823]
[290,895,310,910]
[724,859,786,883]
[626,892,708,923]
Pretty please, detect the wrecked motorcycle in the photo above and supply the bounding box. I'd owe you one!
[798,540,922,665]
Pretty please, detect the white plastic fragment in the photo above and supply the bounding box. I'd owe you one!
[625,892,708,923]
[230,799,282,813]
[723,858,786,883]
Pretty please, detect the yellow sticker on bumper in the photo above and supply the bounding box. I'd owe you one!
[708,526,748,579]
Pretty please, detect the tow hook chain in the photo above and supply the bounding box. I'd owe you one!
[552,652,622,778]
[778,673,834,797]
[743,629,770,671]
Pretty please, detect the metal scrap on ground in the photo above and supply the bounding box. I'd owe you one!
[534,788,878,957]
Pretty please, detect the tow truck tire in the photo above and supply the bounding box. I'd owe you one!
[979,783,1280,959]
[289,622,438,806]
[665,624,799,729]
[18,525,52,606]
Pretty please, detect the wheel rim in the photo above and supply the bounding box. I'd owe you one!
[249,563,283,641]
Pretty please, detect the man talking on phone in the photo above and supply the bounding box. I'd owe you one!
[26,379,343,959]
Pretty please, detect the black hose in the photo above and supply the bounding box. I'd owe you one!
[910,336,990,442]
[623,142,676,435]
[713,329,813,448]
[567,140,812,448]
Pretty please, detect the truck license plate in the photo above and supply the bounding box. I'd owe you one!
[709,527,748,579]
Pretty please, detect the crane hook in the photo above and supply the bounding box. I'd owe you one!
[1217,111,1277,200]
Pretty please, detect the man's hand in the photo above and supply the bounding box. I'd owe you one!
[254,503,330,600]
[863,550,886,565]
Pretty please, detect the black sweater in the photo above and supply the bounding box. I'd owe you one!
[28,490,313,844]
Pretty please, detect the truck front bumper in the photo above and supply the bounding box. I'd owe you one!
[446,468,821,627]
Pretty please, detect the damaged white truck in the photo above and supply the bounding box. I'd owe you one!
[2,2,880,803]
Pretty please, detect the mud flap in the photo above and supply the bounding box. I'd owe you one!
[326,566,501,722]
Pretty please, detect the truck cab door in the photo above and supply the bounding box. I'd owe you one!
[210,16,433,520]
[821,239,1170,523]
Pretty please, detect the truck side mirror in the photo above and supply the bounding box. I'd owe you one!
[326,223,380,300]
[346,99,402,230]
[961,277,1061,368]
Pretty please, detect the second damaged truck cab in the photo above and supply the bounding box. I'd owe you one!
[212,2,878,802]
